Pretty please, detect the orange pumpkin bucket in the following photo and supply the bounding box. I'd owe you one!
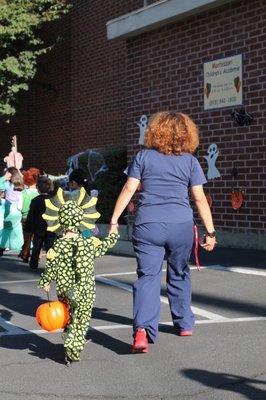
[231,190,244,210]
[36,300,69,332]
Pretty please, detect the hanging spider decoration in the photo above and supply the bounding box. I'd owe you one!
[231,108,253,126]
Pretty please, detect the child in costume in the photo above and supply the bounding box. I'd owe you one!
[0,172,24,254]
[38,187,119,364]
[0,189,6,231]
[20,168,40,261]
[26,176,56,269]
[68,168,99,238]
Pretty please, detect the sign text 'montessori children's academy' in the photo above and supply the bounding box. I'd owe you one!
[204,54,243,110]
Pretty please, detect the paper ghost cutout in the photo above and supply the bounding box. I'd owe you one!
[137,115,148,145]
[204,143,221,180]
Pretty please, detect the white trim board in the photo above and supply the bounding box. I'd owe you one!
[107,0,236,40]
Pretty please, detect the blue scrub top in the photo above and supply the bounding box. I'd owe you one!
[126,149,207,225]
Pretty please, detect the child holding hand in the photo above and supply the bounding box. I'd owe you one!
[38,187,118,365]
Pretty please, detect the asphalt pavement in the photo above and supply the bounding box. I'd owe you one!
[0,245,265,400]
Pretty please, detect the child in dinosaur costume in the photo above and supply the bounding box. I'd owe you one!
[38,187,119,365]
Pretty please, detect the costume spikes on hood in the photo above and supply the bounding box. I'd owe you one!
[42,187,100,234]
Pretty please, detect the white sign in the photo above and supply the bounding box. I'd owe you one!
[204,55,242,110]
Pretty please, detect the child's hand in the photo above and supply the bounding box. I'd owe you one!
[4,171,11,181]
[109,223,119,235]
[43,283,50,293]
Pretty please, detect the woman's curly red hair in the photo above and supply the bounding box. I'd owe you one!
[23,167,40,186]
[144,112,199,155]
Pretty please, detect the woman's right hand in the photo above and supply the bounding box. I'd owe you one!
[109,223,119,235]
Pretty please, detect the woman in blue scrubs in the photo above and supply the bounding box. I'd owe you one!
[110,112,216,353]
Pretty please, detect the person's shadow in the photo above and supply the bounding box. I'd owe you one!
[89,307,132,355]
[0,309,65,365]
[0,303,131,364]
[182,369,266,400]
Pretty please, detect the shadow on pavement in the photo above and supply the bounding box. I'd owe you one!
[191,292,266,317]
[90,307,132,355]
[88,328,131,355]
[0,307,65,365]
[159,287,266,317]
[0,253,44,275]
[0,333,65,365]
[181,368,266,400]
[92,306,132,326]
[0,288,45,317]
[192,246,266,269]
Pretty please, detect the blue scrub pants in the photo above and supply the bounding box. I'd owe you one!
[132,221,194,343]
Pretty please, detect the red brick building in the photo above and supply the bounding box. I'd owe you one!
[1,0,265,249]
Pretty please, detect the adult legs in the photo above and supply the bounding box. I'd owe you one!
[165,221,195,332]
[43,233,56,253]
[132,223,166,343]
[29,234,43,269]
[20,231,32,262]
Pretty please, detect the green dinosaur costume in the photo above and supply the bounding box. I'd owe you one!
[38,187,118,363]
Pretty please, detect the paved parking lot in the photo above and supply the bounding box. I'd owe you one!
[0,249,265,399]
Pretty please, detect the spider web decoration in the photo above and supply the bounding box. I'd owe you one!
[231,108,253,126]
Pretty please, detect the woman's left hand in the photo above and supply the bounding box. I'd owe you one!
[200,235,217,251]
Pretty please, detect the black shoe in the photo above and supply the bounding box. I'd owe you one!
[29,264,38,270]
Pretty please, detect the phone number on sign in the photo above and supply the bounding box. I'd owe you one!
[209,97,237,107]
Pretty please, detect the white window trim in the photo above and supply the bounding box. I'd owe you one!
[107,0,236,40]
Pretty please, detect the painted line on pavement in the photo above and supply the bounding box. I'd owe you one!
[205,265,266,277]
[0,264,265,286]
[1,317,266,337]
[0,316,26,335]
[0,268,264,335]
[0,279,38,285]
[98,265,266,277]
[96,276,228,321]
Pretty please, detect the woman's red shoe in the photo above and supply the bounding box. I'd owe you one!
[131,328,148,353]
[178,330,193,337]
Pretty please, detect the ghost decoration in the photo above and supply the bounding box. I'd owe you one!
[204,143,221,180]
[137,115,148,145]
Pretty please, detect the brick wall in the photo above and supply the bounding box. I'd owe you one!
[0,0,265,238]
[70,0,143,155]
[0,0,143,173]
[125,0,266,234]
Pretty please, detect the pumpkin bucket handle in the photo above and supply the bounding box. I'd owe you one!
[46,292,51,307]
